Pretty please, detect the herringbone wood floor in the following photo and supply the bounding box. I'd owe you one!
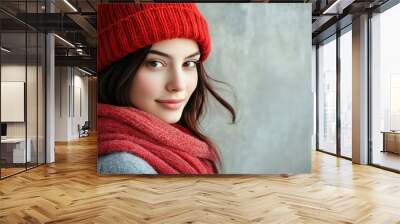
[1,134,400,224]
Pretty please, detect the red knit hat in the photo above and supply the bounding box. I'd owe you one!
[97,3,211,73]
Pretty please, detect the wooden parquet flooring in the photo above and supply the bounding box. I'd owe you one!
[1,134,400,223]
[1,167,26,177]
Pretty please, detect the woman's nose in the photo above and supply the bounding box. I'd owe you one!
[166,67,186,92]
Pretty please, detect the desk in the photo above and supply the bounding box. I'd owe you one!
[1,138,31,163]
[381,131,400,154]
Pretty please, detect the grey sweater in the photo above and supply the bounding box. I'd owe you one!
[98,152,158,174]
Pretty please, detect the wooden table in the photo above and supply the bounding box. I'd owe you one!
[381,131,400,154]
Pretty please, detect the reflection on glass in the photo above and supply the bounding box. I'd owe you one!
[371,3,400,171]
[1,31,27,177]
[0,1,46,179]
[318,37,337,154]
[340,29,352,158]
[390,75,400,130]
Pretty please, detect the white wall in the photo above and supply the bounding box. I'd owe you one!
[198,4,312,173]
[55,66,69,141]
[54,67,89,141]
[1,65,25,128]
[1,65,26,139]
[1,63,46,164]
[1,65,37,137]
[72,72,89,138]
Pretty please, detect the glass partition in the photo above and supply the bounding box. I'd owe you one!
[317,36,337,155]
[339,28,352,158]
[0,1,46,179]
[1,31,28,177]
[371,3,400,171]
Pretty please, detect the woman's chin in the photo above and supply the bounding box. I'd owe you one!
[151,109,183,124]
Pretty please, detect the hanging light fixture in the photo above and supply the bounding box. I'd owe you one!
[1,47,11,53]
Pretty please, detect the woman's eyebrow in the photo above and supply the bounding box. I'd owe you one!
[148,50,201,59]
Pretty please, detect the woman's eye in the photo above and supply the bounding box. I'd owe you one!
[146,60,163,68]
[184,60,199,68]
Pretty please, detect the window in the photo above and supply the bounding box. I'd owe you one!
[340,28,352,158]
[317,36,337,155]
[371,2,400,171]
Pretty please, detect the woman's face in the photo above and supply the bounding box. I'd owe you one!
[130,38,200,123]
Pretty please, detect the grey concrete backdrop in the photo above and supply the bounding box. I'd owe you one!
[198,3,313,174]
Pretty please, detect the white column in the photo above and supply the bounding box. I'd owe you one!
[352,14,369,164]
[46,1,55,163]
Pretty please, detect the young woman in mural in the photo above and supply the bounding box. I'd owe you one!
[97,3,235,174]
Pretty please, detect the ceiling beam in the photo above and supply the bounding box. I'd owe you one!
[67,13,97,46]
[55,55,95,70]
[322,0,356,14]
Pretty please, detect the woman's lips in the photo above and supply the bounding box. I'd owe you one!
[155,99,184,110]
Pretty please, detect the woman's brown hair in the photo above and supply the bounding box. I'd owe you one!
[98,45,236,173]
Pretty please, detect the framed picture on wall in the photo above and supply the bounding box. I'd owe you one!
[1,81,25,122]
[96,3,312,175]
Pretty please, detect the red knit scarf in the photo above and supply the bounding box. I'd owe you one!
[97,103,218,174]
